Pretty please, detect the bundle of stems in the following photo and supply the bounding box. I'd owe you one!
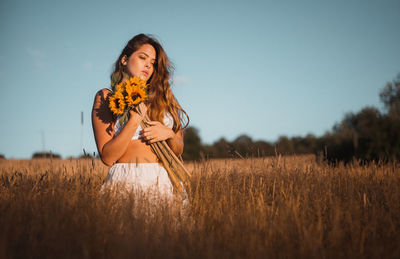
[139,115,191,195]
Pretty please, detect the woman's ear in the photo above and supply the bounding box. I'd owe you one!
[121,55,128,65]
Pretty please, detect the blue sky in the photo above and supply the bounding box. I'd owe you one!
[1,0,399,159]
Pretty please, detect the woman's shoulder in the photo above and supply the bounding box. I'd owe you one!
[93,88,112,104]
[95,88,112,97]
[92,88,114,118]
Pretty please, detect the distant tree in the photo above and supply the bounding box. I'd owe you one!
[380,114,400,160]
[0,154,5,160]
[323,105,400,163]
[231,134,253,157]
[182,127,203,161]
[212,138,233,158]
[253,140,275,157]
[32,152,61,159]
[378,73,400,160]
[275,136,294,155]
[201,144,214,159]
[304,133,319,153]
[322,133,354,164]
[291,135,317,154]
[353,107,384,160]
[380,73,400,119]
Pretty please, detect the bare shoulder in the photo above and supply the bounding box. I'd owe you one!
[92,88,114,125]
[94,88,112,102]
[93,88,112,110]
[98,88,112,95]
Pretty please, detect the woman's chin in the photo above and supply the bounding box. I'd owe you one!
[138,75,147,81]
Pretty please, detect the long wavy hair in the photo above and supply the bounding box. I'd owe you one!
[111,34,189,132]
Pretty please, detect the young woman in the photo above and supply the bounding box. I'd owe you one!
[92,34,188,197]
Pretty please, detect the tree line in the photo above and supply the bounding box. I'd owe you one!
[183,73,400,163]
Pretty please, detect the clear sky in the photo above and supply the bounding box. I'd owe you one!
[1,0,399,159]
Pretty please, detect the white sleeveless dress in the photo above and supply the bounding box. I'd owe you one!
[101,114,175,198]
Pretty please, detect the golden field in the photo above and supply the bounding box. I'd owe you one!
[0,155,399,258]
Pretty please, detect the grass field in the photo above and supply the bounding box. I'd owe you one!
[0,155,399,258]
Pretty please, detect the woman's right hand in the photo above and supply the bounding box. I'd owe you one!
[129,102,148,120]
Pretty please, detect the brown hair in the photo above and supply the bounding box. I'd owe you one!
[111,34,189,132]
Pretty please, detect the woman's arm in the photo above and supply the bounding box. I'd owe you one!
[141,121,184,157]
[166,130,184,156]
[91,89,145,166]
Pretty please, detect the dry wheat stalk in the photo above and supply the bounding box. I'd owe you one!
[140,115,191,195]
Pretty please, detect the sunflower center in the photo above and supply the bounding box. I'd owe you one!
[116,98,122,108]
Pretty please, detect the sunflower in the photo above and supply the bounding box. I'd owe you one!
[125,84,148,106]
[115,81,126,93]
[129,76,148,89]
[109,91,126,115]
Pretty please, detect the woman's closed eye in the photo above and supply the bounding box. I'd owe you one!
[140,56,155,66]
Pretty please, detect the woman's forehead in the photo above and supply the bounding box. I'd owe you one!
[136,44,156,60]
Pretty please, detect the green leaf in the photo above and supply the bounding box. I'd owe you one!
[118,111,129,126]
[122,71,129,80]
[111,72,118,91]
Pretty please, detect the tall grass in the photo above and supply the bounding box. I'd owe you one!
[0,156,399,258]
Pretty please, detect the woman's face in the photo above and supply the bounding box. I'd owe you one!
[122,44,156,81]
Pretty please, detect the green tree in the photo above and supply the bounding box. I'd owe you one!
[380,73,400,119]
[353,107,383,160]
[182,127,203,161]
[253,140,275,157]
[275,136,294,155]
[232,134,253,158]
[32,152,61,159]
[212,138,232,158]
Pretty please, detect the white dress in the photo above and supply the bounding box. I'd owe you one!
[101,113,176,198]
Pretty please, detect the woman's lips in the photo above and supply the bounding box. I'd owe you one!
[142,71,148,76]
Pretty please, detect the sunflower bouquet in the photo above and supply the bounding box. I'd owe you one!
[108,74,191,197]
[109,75,148,126]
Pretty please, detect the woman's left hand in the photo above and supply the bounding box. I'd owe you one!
[140,121,174,144]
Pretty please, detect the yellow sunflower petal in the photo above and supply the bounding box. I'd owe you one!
[125,83,133,95]
[125,84,147,106]
[129,77,138,85]
[115,82,125,93]
[109,91,126,115]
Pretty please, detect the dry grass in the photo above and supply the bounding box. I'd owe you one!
[0,155,399,258]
